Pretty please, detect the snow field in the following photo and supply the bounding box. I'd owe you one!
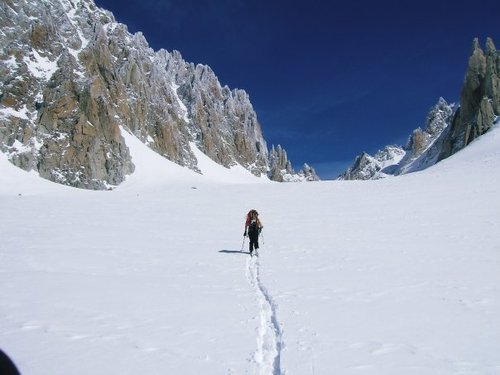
[1,125,499,374]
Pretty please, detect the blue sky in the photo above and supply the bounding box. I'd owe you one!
[94,0,498,179]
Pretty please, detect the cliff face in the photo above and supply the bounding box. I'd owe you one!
[269,145,320,182]
[1,0,134,188]
[439,37,499,160]
[0,0,312,188]
[339,38,499,181]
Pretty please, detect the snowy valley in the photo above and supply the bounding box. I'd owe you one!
[1,123,499,374]
[1,1,499,373]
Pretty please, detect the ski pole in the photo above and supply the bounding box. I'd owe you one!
[240,235,246,251]
[260,229,265,245]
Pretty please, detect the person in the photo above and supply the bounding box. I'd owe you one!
[244,209,263,256]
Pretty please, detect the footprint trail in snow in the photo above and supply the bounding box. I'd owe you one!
[246,256,283,375]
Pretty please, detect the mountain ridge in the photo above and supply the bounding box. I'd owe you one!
[339,38,499,181]
[0,0,318,189]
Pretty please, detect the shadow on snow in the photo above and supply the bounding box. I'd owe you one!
[219,249,250,255]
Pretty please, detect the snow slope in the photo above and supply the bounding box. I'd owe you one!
[1,125,499,374]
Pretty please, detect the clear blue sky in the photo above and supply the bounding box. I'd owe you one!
[94,0,498,179]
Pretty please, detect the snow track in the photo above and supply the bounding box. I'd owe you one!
[246,257,283,375]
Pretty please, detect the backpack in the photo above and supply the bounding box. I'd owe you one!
[247,210,259,233]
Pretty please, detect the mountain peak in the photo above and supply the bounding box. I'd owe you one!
[439,37,499,160]
[338,37,498,181]
[486,37,496,54]
[0,0,317,188]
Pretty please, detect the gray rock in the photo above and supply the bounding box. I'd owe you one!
[338,98,454,180]
[339,37,498,181]
[268,145,320,182]
[439,38,499,160]
[0,0,317,189]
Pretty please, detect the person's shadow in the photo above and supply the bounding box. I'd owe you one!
[219,249,250,255]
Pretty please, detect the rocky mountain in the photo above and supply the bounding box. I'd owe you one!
[268,144,320,182]
[339,98,455,180]
[338,145,406,181]
[0,0,317,189]
[439,37,500,160]
[339,38,499,181]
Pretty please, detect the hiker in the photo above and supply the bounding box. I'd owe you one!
[244,209,263,255]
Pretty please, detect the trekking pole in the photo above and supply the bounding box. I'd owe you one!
[240,235,246,251]
[260,229,265,246]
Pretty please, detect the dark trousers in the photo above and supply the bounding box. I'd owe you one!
[248,230,259,253]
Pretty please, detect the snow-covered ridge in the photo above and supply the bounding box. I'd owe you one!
[339,37,499,181]
[339,97,456,180]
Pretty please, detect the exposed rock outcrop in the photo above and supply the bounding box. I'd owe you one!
[269,145,320,182]
[339,97,455,180]
[338,146,406,180]
[439,37,499,160]
[339,37,498,181]
[0,0,315,188]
